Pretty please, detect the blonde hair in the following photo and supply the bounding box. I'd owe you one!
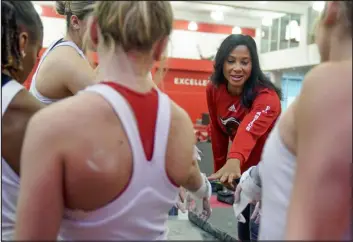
[91,1,173,52]
[56,1,95,27]
[86,1,173,84]
[311,1,352,44]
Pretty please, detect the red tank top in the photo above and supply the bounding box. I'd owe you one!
[101,81,158,161]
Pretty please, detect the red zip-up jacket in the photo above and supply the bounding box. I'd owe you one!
[206,83,281,173]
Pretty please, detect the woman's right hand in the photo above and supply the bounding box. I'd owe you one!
[177,187,212,220]
[186,192,212,221]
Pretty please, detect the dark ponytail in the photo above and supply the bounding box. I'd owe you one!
[1,1,22,79]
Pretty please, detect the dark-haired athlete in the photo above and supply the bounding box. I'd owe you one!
[1,1,44,240]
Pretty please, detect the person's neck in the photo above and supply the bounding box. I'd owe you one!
[227,83,242,96]
[64,32,82,50]
[329,34,352,62]
[96,47,154,93]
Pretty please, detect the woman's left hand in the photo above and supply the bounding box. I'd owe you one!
[208,158,241,189]
[250,201,261,224]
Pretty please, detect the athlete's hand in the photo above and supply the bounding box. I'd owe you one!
[176,187,187,213]
[250,201,261,224]
[186,192,212,221]
[208,158,241,189]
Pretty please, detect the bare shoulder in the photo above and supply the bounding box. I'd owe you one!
[296,60,352,140]
[300,61,352,104]
[28,92,111,143]
[40,46,92,78]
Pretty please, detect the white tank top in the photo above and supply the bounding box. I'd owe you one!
[58,84,180,240]
[259,122,352,240]
[1,79,24,240]
[29,39,87,104]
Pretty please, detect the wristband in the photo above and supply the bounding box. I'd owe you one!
[189,173,211,200]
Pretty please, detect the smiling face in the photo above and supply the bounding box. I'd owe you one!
[222,45,252,94]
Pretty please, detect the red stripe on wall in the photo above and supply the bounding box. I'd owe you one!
[173,20,255,37]
[38,5,255,37]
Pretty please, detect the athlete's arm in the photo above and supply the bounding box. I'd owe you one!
[166,103,206,193]
[285,64,352,240]
[206,84,229,169]
[44,47,97,95]
[228,90,281,167]
[63,52,97,94]
[15,109,66,240]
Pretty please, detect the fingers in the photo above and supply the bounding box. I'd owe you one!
[250,202,261,220]
[254,214,261,224]
[179,188,185,203]
[200,198,212,221]
[208,172,221,180]
[176,201,186,213]
[219,173,229,183]
[227,173,236,189]
[233,184,242,203]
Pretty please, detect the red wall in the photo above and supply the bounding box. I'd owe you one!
[152,58,213,123]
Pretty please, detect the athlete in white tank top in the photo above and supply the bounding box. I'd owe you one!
[29,38,87,104]
[1,79,25,241]
[259,122,295,239]
[14,2,212,239]
[57,84,178,240]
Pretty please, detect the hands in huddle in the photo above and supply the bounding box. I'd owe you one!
[233,166,262,224]
[176,187,212,221]
[234,185,261,224]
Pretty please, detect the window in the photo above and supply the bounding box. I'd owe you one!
[260,25,270,53]
[279,14,290,50]
[270,18,279,51]
[289,14,301,48]
[261,13,302,53]
[307,7,321,44]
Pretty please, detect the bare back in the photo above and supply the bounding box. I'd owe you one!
[18,86,198,208]
[2,90,44,174]
[61,92,195,211]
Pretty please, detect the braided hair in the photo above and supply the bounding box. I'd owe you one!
[1,1,22,79]
[1,1,43,81]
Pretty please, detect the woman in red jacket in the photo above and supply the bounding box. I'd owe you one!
[207,34,282,241]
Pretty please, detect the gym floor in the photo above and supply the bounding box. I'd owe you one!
[167,142,238,240]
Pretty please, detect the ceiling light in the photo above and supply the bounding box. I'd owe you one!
[232,26,242,34]
[210,10,224,22]
[188,21,198,31]
[312,1,325,12]
[262,17,272,27]
[34,4,43,15]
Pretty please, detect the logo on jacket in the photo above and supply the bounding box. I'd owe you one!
[219,116,240,136]
[228,104,236,112]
